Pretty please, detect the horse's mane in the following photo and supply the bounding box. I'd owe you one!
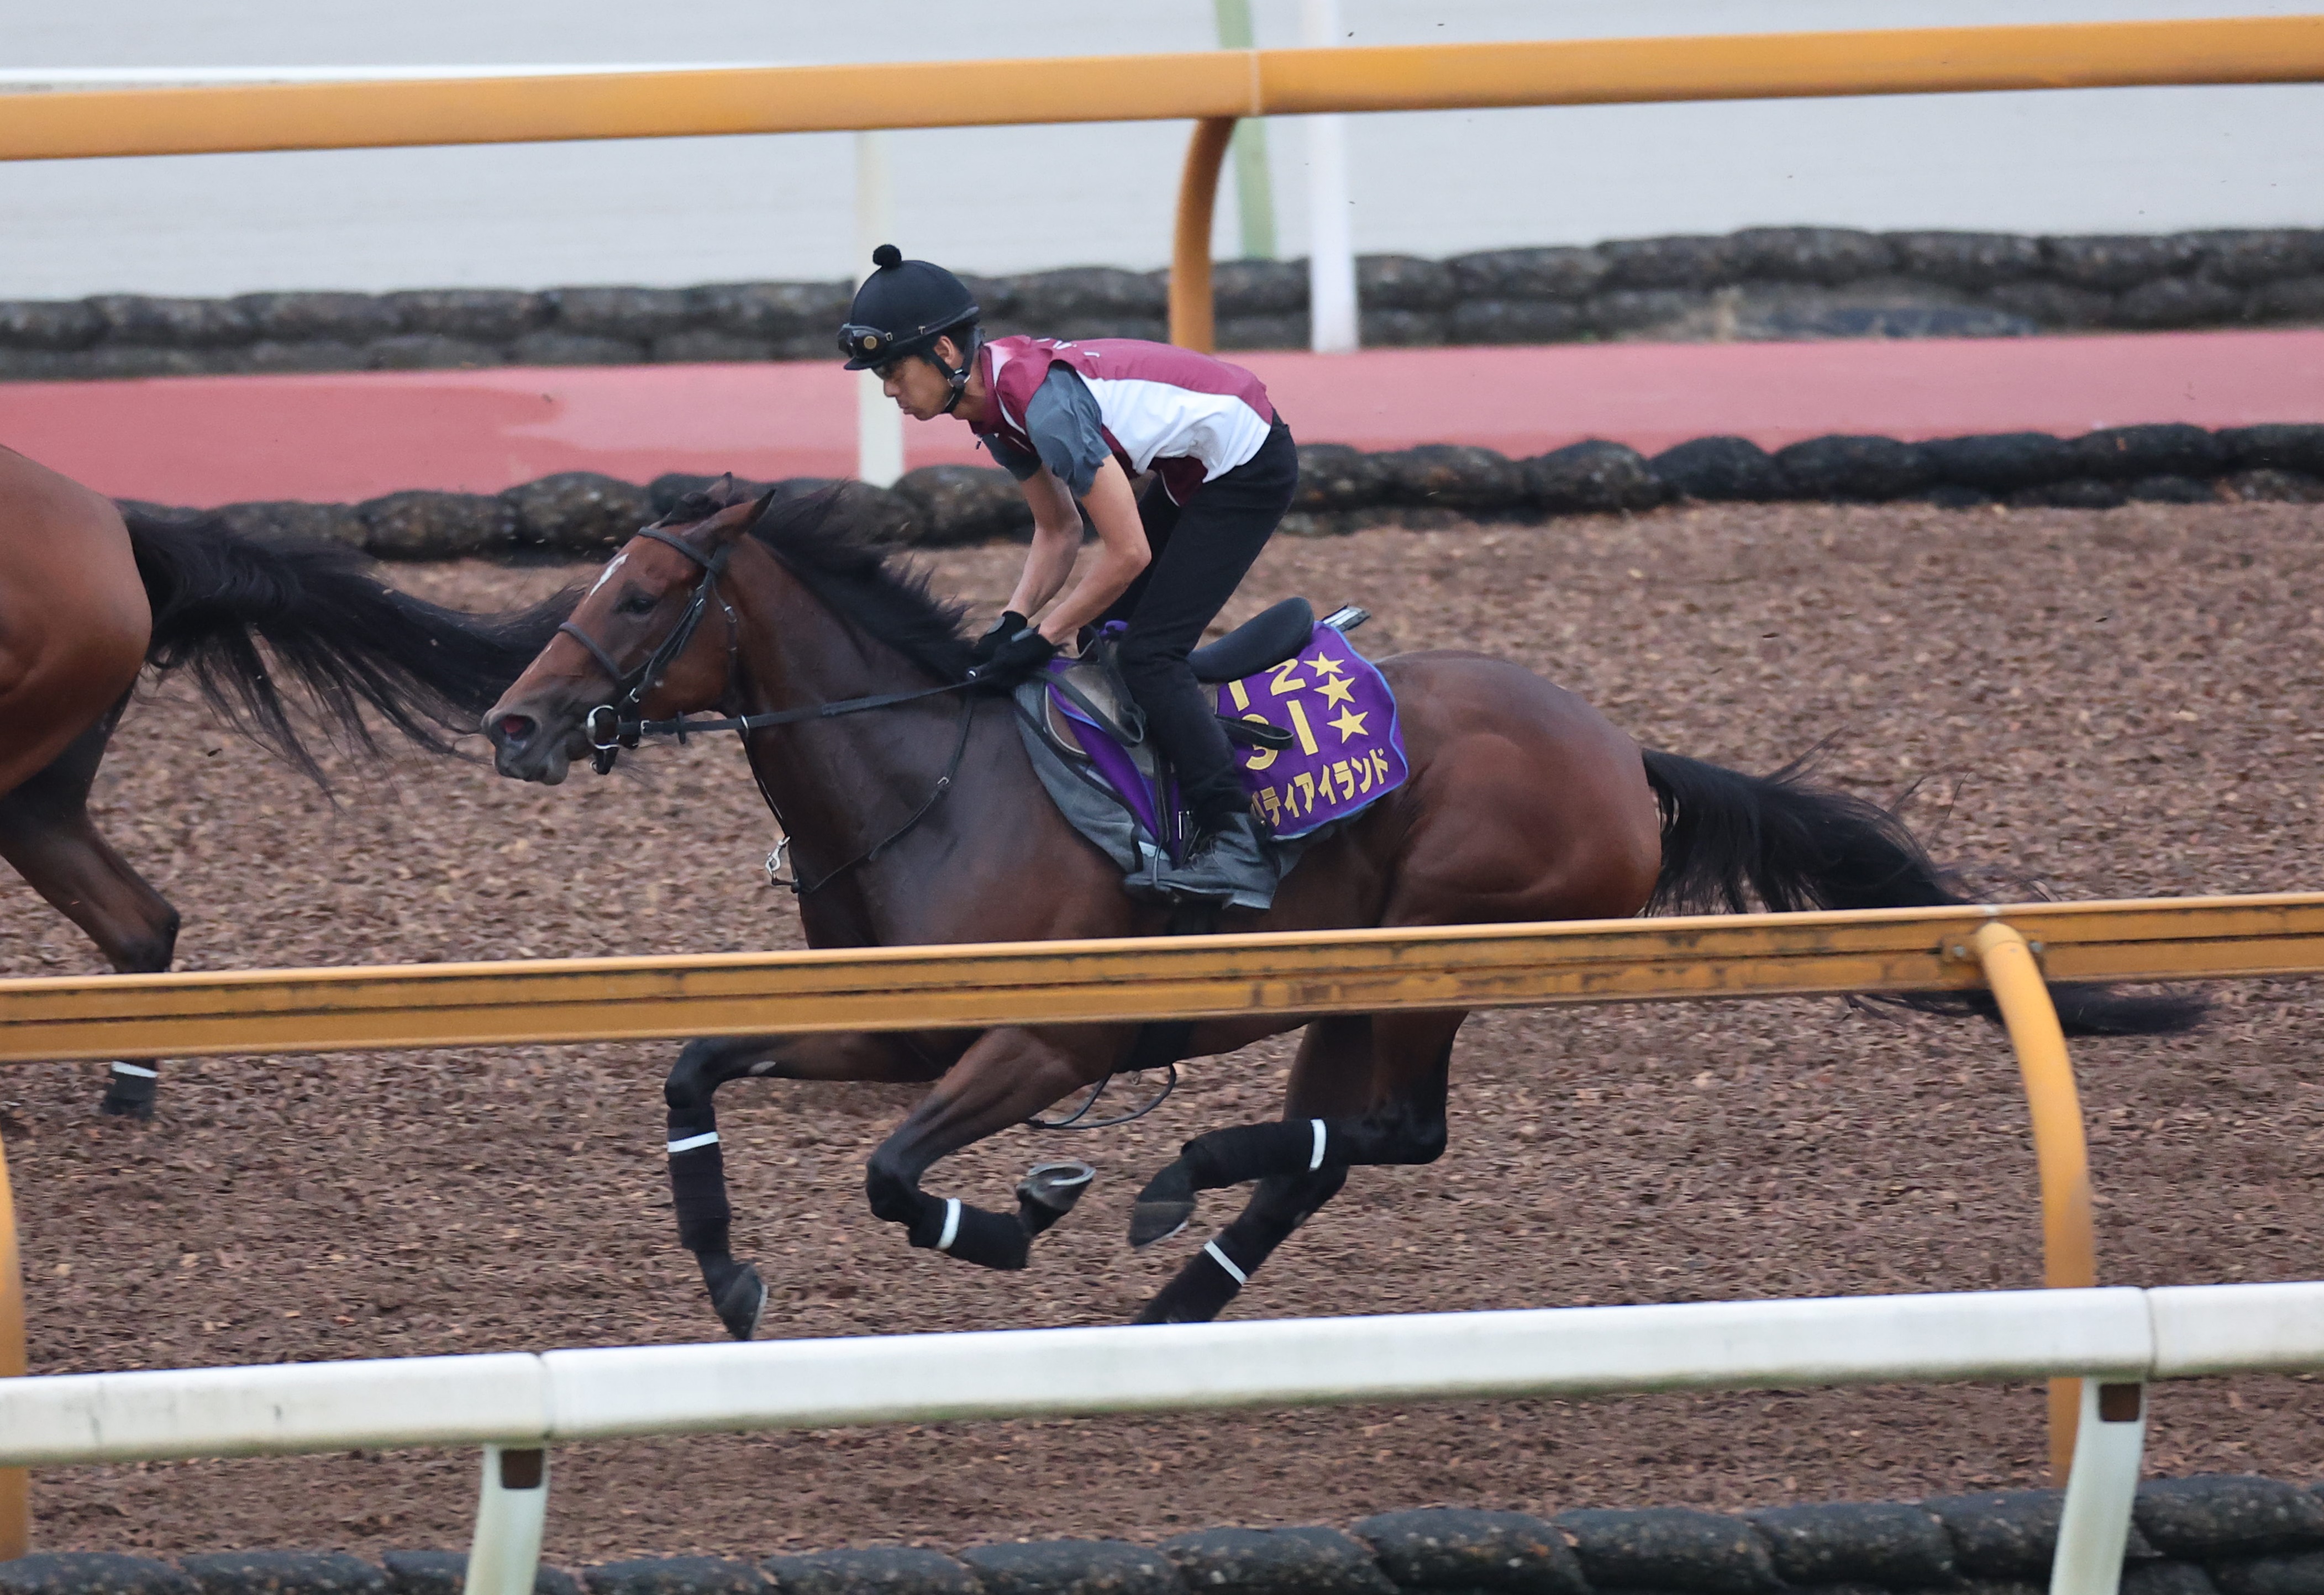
[664,483,975,682]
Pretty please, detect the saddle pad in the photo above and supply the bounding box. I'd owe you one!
[1036,621,1407,845]
[1214,624,1408,838]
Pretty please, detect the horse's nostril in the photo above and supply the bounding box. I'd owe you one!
[498,714,536,745]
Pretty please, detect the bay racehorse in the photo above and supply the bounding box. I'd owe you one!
[482,481,2199,1336]
[0,445,560,1116]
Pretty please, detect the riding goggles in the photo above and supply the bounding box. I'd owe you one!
[838,323,901,370]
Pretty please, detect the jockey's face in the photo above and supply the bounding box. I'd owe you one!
[880,335,968,421]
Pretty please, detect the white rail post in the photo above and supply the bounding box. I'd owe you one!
[854,129,905,487]
[1299,0,1357,352]
[465,1444,549,1595]
[2050,1380,2146,1595]
[1214,0,1276,260]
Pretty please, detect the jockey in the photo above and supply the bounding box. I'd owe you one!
[839,244,1295,912]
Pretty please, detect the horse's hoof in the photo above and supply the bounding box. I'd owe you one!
[1129,1160,1194,1248]
[711,1263,767,1342]
[1129,1198,1195,1249]
[99,1063,158,1120]
[1017,1160,1095,1236]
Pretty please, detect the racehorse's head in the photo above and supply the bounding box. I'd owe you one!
[484,483,772,785]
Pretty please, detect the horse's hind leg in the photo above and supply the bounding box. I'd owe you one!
[1131,1010,1459,1264]
[0,705,180,1119]
[1133,1165,1349,1325]
[1129,1013,1378,1323]
[665,1030,949,1340]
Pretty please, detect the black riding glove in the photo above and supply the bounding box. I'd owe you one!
[966,627,1059,685]
[969,610,1031,667]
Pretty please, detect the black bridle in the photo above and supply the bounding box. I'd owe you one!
[559,527,738,776]
[558,523,976,894]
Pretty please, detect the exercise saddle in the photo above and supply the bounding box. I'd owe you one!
[1028,597,1410,847]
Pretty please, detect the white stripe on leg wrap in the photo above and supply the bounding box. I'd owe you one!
[1308,1118,1327,1171]
[111,1062,159,1079]
[666,1131,719,1154]
[1203,1239,1248,1285]
[936,1198,963,1252]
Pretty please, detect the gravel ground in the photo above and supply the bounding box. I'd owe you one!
[3,500,2321,1558]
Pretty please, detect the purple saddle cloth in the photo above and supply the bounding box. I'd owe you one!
[1040,622,1409,847]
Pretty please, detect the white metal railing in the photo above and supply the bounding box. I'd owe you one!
[3,1281,2318,1595]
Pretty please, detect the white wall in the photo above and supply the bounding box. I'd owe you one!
[1,0,2318,299]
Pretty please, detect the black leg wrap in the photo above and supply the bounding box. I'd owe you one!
[908,1198,1030,1270]
[1133,1227,1259,1325]
[99,1061,159,1120]
[1133,1166,1348,1326]
[1181,1119,1322,1190]
[666,1107,732,1257]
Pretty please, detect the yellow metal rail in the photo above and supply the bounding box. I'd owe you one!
[1975,922,2097,1480]
[0,891,2314,1516]
[0,892,2317,1064]
[5,18,2317,352]
[1160,13,2324,346]
[3,18,2317,161]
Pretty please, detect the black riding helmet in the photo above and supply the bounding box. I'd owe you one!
[838,244,982,410]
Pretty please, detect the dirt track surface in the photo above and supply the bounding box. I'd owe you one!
[4,501,2322,1558]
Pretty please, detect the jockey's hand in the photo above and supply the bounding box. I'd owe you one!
[969,610,1030,667]
[965,627,1058,686]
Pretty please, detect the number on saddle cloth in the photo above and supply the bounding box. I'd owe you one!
[1016,598,1411,857]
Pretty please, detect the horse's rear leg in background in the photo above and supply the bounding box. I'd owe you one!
[0,707,179,1119]
[1131,1012,1459,1324]
[664,1030,947,1340]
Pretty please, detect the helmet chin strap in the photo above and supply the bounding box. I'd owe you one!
[933,329,982,415]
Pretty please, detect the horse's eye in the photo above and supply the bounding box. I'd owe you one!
[618,591,658,615]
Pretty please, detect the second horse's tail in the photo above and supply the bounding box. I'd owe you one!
[1639,748,2205,1037]
[123,506,573,782]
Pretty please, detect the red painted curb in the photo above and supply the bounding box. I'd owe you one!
[2,330,2318,508]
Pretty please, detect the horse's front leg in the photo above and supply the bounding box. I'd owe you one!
[864,1027,1111,1271]
[665,1031,951,1340]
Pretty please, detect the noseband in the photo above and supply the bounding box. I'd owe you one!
[558,527,736,776]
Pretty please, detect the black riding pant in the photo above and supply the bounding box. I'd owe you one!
[1105,419,1297,830]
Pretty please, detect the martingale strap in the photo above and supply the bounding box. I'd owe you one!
[780,693,979,899]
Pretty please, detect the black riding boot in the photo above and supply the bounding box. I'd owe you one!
[1148,812,1278,910]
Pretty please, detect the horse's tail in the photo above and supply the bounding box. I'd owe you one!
[1639,748,2205,1038]
[122,506,574,783]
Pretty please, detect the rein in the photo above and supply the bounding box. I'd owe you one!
[614,680,969,746]
[572,525,975,764]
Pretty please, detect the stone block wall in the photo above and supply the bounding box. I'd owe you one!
[6,227,2321,381]
[113,422,2324,561]
[9,1476,2324,1595]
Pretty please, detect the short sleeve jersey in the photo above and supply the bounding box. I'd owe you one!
[972,336,1276,505]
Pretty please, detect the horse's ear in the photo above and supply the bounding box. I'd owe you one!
[701,487,776,546]
[706,471,737,507]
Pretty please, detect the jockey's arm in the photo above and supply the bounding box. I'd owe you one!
[1003,468,1082,622]
[1033,457,1149,646]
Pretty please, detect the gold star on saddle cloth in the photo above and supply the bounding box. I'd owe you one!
[1214,629,1409,838]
